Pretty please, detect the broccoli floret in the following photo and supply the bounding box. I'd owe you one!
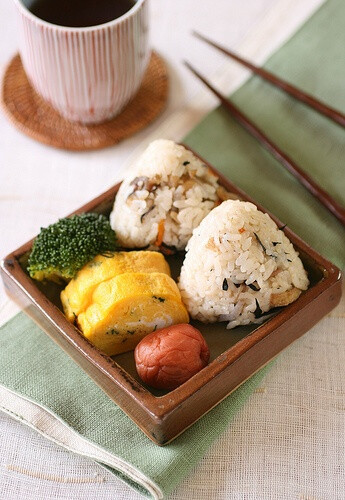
[27,213,117,282]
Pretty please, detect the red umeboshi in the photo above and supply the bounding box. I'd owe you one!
[134,324,210,390]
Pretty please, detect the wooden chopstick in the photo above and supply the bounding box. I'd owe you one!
[184,61,345,227]
[193,31,345,129]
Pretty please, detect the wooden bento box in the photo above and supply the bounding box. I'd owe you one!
[1,148,342,445]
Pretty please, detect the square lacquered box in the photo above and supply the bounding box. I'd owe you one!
[1,148,342,445]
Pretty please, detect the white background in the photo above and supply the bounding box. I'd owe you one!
[1,0,344,499]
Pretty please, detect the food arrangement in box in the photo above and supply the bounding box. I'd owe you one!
[27,140,309,391]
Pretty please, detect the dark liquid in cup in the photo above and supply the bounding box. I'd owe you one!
[29,0,136,28]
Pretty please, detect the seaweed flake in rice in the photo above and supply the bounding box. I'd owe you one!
[110,140,236,250]
[178,200,309,328]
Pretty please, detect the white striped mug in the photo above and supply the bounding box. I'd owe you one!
[13,0,149,124]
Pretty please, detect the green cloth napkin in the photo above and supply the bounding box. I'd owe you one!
[1,0,345,498]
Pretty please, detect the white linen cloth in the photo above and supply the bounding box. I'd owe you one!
[2,0,343,499]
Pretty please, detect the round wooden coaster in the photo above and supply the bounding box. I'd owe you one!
[1,52,168,151]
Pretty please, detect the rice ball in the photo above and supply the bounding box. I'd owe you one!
[110,140,235,250]
[178,200,309,328]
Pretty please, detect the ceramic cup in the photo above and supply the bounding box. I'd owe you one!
[13,0,149,124]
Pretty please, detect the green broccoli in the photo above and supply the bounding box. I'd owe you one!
[27,213,117,282]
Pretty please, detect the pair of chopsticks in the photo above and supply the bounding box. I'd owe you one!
[185,32,345,227]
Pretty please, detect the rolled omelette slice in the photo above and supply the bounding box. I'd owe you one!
[61,251,171,322]
[77,272,189,356]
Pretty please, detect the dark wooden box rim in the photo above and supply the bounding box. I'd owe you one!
[1,147,342,444]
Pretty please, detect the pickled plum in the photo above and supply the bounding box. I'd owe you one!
[134,324,210,390]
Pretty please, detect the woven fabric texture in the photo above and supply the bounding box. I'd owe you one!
[0,312,272,498]
[1,292,344,499]
[0,0,344,498]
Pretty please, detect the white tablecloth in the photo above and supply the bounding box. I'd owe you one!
[1,0,344,498]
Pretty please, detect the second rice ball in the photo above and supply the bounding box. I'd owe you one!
[178,200,309,328]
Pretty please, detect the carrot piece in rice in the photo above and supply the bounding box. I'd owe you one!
[155,219,165,247]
